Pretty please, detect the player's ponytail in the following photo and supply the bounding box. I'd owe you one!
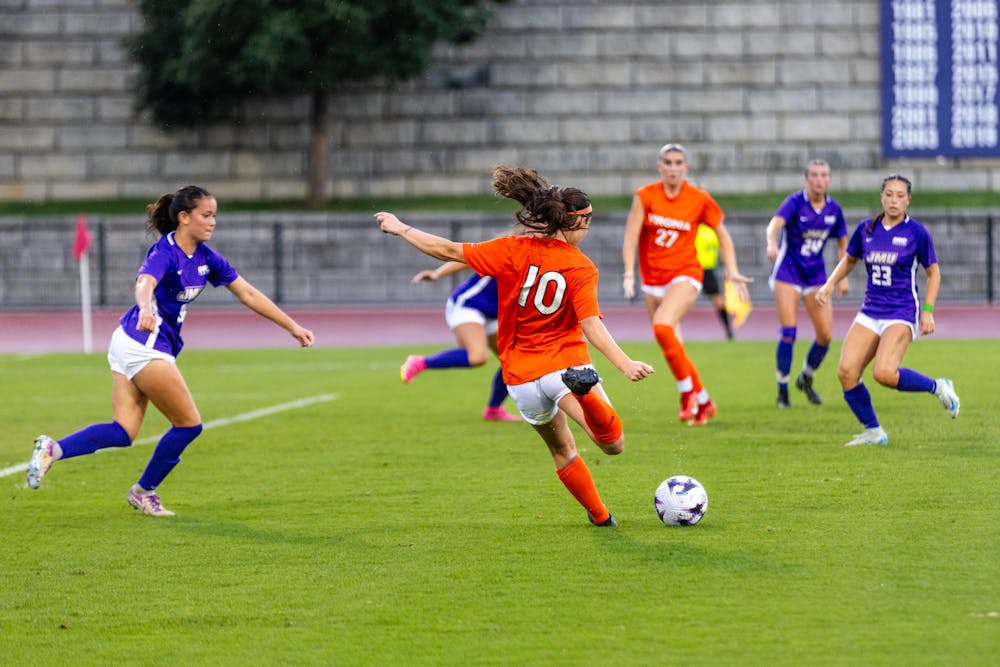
[145,185,212,236]
[493,165,548,205]
[867,214,882,236]
[494,165,592,236]
[145,193,174,236]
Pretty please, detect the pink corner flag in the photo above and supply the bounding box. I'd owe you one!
[72,214,92,260]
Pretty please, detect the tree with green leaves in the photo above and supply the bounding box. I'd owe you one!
[128,0,507,207]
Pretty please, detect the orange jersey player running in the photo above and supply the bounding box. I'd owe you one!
[623,143,752,425]
[376,165,654,527]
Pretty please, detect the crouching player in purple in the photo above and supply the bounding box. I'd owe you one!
[815,174,959,447]
[27,185,315,515]
[401,261,520,422]
[766,159,848,408]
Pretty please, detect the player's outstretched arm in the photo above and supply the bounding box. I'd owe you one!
[375,212,465,263]
[226,277,314,347]
[580,316,654,382]
[411,261,468,283]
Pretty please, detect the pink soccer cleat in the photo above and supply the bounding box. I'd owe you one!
[400,355,427,384]
[483,406,521,422]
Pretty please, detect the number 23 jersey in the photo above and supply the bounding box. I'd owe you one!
[463,235,601,385]
[848,215,937,321]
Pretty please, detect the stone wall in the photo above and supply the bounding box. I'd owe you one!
[1,0,998,202]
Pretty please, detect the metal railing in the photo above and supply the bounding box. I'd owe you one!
[1,211,996,308]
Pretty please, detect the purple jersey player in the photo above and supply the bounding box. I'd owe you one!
[816,174,959,447]
[765,159,848,408]
[400,261,520,422]
[27,185,314,515]
[118,231,239,356]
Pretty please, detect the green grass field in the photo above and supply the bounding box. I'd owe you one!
[1,340,998,665]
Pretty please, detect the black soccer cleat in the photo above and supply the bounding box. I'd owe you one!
[561,366,601,396]
[795,372,823,405]
[776,387,791,409]
[588,512,618,527]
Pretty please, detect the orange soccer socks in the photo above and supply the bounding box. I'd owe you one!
[653,323,704,390]
[572,391,623,444]
[653,323,689,379]
[556,455,610,525]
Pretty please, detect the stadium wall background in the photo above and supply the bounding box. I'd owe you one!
[1,213,996,308]
[1,0,1000,202]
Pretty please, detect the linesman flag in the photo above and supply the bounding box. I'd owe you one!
[724,279,752,329]
[72,214,92,260]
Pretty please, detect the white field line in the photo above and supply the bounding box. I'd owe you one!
[0,393,337,480]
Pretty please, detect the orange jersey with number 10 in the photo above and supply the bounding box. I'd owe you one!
[635,180,724,286]
[463,235,602,385]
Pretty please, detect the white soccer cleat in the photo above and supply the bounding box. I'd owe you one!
[843,427,889,447]
[26,435,57,489]
[934,378,960,419]
[127,490,175,517]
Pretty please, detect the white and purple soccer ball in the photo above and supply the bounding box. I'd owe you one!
[654,475,708,526]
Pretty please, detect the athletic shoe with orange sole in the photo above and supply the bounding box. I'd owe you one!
[679,392,698,422]
[690,399,717,426]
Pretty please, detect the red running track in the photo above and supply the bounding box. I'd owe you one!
[0,304,997,354]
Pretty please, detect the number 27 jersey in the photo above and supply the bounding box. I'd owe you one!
[635,180,724,285]
[463,235,601,385]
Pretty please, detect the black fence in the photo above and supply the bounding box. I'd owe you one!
[1,211,996,309]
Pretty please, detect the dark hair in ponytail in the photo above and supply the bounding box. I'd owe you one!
[145,185,212,236]
[492,165,592,236]
[868,173,912,234]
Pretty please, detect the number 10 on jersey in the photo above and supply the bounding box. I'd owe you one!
[519,265,568,315]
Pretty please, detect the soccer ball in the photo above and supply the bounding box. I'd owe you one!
[654,475,708,526]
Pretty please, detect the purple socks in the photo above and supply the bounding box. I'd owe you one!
[58,421,131,459]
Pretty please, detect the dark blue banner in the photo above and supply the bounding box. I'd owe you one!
[881,0,999,157]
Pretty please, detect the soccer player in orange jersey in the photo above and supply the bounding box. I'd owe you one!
[376,166,654,527]
[623,144,752,425]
